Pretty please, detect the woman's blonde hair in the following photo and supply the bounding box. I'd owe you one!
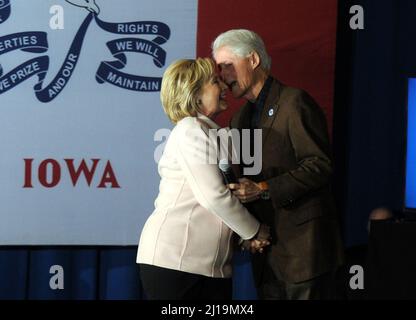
[161,58,215,124]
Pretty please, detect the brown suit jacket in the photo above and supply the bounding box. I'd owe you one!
[230,78,344,284]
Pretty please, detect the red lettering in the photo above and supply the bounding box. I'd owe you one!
[38,159,61,188]
[64,159,100,186]
[24,158,120,188]
[23,158,34,188]
[98,161,121,188]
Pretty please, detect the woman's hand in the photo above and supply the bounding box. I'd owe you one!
[241,224,271,253]
[228,178,262,203]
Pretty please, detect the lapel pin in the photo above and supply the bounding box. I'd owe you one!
[268,108,274,117]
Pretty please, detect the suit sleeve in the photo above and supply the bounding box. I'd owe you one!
[267,91,333,208]
[175,122,260,239]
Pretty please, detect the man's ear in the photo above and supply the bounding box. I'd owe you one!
[250,51,261,69]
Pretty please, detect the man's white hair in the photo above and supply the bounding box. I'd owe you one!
[212,29,271,71]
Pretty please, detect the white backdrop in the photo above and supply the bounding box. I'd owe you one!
[0,0,197,244]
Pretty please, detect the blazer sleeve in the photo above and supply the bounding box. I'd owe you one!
[267,91,333,208]
[175,121,260,240]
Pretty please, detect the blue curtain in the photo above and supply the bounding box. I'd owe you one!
[0,248,257,300]
[333,0,412,247]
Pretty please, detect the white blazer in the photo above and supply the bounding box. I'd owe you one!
[137,114,260,278]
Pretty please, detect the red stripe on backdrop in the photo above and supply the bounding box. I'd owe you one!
[196,0,338,134]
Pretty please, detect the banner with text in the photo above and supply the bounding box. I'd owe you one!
[0,0,197,244]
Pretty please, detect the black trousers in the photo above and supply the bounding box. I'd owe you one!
[139,264,232,300]
[257,262,337,300]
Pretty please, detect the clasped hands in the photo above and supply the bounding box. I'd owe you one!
[227,178,263,203]
[241,223,271,254]
[228,178,271,253]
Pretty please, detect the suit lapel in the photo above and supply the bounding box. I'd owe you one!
[258,79,281,146]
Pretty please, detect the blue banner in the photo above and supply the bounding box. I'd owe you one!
[94,16,170,44]
[0,31,48,84]
[0,32,48,56]
[95,37,165,91]
[0,0,11,24]
[0,0,198,246]
[93,16,169,91]
[106,38,166,68]
[0,7,171,100]
[34,13,93,102]
[0,56,48,94]
[96,62,161,92]
[95,37,164,91]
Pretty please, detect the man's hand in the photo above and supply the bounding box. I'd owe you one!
[256,223,271,242]
[241,224,271,254]
[228,178,262,203]
[241,239,269,253]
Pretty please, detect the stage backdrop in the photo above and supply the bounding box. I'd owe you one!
[197,0,337,133]
[0,0,197,244]
[0,0,337,299]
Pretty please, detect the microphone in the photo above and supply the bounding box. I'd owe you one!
[218,159,238,185]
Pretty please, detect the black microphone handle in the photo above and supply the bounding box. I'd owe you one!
[221,170,238,184]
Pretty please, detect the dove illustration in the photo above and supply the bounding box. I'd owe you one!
[65,0,100,15]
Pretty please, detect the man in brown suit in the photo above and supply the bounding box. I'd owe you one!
[212,29,344,300]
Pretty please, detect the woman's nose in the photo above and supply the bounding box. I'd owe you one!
[219,78,227,90]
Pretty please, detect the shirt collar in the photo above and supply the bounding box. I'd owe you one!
[196,112,221,129]
[254,75,273,110]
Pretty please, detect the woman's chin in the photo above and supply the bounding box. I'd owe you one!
[219,101,228,111]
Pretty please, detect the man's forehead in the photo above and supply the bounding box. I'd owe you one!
[214,47,240,62]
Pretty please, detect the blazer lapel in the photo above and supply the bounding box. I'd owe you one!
[258,79,281,146]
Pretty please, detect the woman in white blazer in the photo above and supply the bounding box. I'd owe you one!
[137,58,269,300]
